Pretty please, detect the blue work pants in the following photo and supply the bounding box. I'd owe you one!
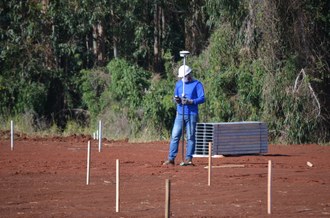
[168,114,197,161]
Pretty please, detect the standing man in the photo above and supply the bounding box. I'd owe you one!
[163,65,205,166]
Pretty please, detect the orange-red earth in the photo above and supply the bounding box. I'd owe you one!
[1,134,330,217]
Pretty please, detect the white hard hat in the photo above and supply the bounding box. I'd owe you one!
[178,65,192,77]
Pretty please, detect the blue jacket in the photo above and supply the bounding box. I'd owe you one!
[174,78,205,115]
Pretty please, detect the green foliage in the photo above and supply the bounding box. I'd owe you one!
[0,0,328,143]
[106,59,151,109]
[206,0,247,28]
[80,68,109,118]
[15,82,47,115]
[141,78,176,139]
[196,1,329,143]
[208,23,238,69]
[192,24,239,122]
[83,59,153,138]
[62,120,88,137]
[235,60,264,121]
[0,75,11,116]
[260,56,325,144]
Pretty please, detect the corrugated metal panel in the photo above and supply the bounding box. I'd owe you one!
[193,122,268,157]
[194,123,213,155]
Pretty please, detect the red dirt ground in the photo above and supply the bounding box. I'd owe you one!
[1,133,330,217]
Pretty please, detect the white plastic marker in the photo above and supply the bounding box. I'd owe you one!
[86,141,91,185]
[93,132,96,140]
[268,160,272,214]
[116,159,120,212]
[10,120,14,151]
[208,142,212,186]
[165,179,171,218]
[98,120,102,152]
[96,130,99,140]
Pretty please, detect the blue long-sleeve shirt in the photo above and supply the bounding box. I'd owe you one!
[174,78,205,115]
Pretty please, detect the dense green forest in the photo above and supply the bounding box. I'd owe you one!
[1,0,329,143]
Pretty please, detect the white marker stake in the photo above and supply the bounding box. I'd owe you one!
[116,159,120,212]
[98,120,102,152]
[267,160,272,214]
[10,120,14,151]
[86,141,91,185]
[165,179,171,218]
[96,130,99,140]
[93,132,96,140]
[208,142,212,186]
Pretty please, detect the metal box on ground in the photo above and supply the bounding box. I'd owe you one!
[194,121,268,157]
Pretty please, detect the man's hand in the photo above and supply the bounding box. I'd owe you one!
[182,98,193,105]
[174,96,181,104]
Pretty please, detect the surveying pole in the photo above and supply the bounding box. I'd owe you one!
[179,50,190,165]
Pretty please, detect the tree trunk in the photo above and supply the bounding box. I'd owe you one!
[184,0,209,55]
[41,0,49,14]
[110,5,118,59]
[153,3,160,72]
[153,3,165,73]
[92,22,105,66]
[113,36,118,58]
[93,25,98,60]
[97,22,105,64]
